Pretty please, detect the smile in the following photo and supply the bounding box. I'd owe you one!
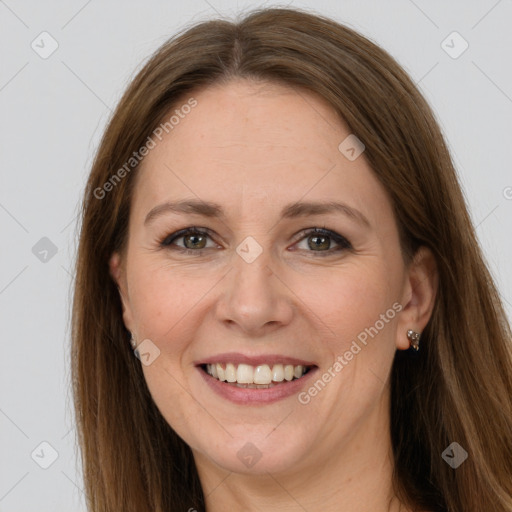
[203,362,311,387]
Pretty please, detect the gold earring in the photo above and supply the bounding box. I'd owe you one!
[407,329,421,351]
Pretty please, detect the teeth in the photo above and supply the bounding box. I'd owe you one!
[284,365,294,381]
[253,364,272,384]
[272,364,284,382]
[205,363,308,385]
[225,363,237,383]
[236,364,253,384]
[216,364,225,381]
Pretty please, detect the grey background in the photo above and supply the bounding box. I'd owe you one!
[1,1,511,510]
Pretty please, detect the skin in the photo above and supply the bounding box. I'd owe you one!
[110,79,438,512]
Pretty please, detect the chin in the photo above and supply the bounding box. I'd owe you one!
[192,428,312,476]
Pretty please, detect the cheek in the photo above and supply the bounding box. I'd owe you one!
[128,261,208,334]
[293,262,399,352]
[129,253,401,360]
[295,265,400,417]
[129,268,208,431]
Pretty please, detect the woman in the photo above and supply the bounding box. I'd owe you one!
[71,6,512,512]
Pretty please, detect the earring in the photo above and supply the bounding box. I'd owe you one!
[407,329,421,351]
[130,334,137,350]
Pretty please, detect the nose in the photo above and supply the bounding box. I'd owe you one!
[215,246,294,336]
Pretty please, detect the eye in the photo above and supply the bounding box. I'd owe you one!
[160,227,218,254]
[292,227,352,255]
[159,226,352,256]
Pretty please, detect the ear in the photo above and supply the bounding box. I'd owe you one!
[109,251,135,334]
[396,246,438,350]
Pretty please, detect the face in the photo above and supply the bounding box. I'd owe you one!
[110,79,435,478]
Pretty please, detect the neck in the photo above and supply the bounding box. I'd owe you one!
[194,392,408,512]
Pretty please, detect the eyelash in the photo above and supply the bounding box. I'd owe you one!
[159,226,352,256]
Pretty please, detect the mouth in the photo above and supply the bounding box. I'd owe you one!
[200,362,314,388]
[195,353,319,404]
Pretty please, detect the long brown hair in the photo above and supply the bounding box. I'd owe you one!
[71,7,512,511]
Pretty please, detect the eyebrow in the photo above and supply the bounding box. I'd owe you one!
[144,199,371,228]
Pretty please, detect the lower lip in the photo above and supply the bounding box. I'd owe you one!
[198,366,318,405]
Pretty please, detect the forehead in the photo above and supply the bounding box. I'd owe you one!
[132,79,390,223]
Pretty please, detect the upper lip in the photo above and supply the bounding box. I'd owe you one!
[195,352,317,367]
